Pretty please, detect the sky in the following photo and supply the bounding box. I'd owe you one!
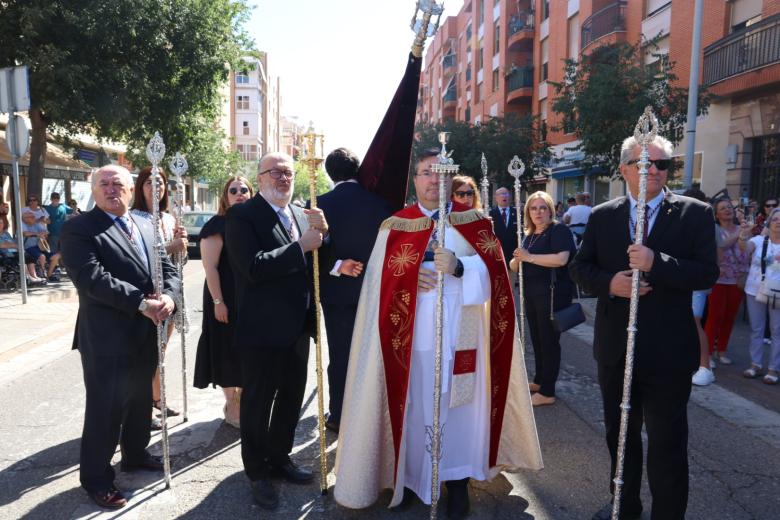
[248,0,464,159]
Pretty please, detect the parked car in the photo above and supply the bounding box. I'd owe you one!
[182,211,216,259]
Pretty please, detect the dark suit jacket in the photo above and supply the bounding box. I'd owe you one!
[60,208,180,357]
[490,205,519,263]
[315,181,391,306]
[569,192,719,375]
[225,194,315,350]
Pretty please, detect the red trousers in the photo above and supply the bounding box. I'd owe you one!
[704,283,743,354]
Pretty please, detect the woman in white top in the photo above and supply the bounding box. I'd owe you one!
[737,207,780,385]
[131,166,189,426]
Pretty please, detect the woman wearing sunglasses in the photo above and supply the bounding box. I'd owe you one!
[194,176,253,427]
[450,175,483,210]
[752,197,779,236]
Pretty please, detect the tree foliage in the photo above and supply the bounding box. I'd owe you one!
[0,0,253,197]
[291,161,332,205]
[550,40,709,178]
[413,113,549,192]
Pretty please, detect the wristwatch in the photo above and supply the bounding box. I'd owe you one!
[138,299,149,312]
[213,298,223,305]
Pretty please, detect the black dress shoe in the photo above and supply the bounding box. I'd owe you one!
[445,478,470,519]
[270,460,314,484]
[325,419,340,433]
[250,478,279,510]
[120,454,164,472]
[87,486,128,509]
[591,502,642,520]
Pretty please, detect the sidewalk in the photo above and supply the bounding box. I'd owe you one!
[0,280,79,386]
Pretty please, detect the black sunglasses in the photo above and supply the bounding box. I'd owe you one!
[454,190,475,197]
[627,158,672,171]
[229,187,249,195]
[765,203,778,208]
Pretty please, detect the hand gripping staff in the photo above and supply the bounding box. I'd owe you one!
[146,132,172,489]
[611,107,659,520]
[508,156,526,352]
[169,152,189,424]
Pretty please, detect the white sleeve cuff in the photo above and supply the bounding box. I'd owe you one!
[330,259,343,277]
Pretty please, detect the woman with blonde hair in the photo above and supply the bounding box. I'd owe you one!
[509,191,576,406]
[193,176,254,426]
[451,175,482,210]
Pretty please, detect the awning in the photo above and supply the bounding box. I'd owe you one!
[551,168,585,180]
[0,131,92,181]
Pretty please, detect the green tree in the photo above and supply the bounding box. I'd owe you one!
[0,0,253,197]
[291,161,332,205]
[550,40,709,178]
[413,113,549,196]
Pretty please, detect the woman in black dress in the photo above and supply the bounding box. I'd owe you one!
[509,191,576,407]
[194,176,253,427]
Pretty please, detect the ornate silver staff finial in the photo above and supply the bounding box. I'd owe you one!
[508,155,526,180]
[169,152,188,178]
[411,0,445,58]
[146,131,166,166]
[436,131,454,165]
[633,105,659,146]
[480,153,490,216]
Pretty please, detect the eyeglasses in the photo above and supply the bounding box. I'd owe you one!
[453,190,475,197]
[260,168,295,180]
[766,203,778,208]
[627,158,672,171]
[229,187,249,195]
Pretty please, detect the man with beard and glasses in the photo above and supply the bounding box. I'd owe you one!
[225,152,328,510]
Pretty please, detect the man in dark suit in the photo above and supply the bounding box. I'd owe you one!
[569,135,719,520]
[225,151,328,510]
[60,165,179,509]
[316,148,391,431]
[489,187,518,265]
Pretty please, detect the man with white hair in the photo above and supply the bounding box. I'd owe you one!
[60,165,180,509]
[225,152,328,510]
[570,135,718,520]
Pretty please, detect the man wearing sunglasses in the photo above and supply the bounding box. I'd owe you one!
[570,135,719,520]
[225,151,329,510]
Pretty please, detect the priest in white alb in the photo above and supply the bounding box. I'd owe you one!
[333,149,543,518]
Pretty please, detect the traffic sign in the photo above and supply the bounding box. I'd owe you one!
[6,114,30,157]
[0,66,30,113]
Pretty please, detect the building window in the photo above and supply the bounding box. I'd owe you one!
[541,37,549,81]
[236,95,249,110]
[479,0,485,25]
[568,14,580,58]
[492,69,499,92]
[466,23,472,41]
[466,66,472,82]
[494,22,500,55]
[236,72,249,84]
[541,0,550,20]
[242,121,250,135]
[478,44,484,70]
[465,106,471,122]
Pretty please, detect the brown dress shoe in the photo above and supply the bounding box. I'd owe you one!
[87,486,128,509]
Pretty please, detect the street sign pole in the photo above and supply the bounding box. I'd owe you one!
[2,66,31,304]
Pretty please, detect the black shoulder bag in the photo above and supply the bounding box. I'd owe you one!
[550,266,586,333]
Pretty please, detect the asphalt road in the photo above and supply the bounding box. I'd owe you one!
[0,263,778,519]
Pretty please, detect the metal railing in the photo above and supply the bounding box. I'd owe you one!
[703,13,780,85]
[443,87,457,103]
[506,66,534,91]
[581,1,627,49]
[442,53,456,69]
[509,11,535,36]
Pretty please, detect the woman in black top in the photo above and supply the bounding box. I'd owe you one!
[193,176,253,427]
[509,191,577,406]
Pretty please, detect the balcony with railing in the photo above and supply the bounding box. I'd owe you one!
[581,1,627,51]
[506,66,534,104]
[508,10,535,50]
[703,13,780,95]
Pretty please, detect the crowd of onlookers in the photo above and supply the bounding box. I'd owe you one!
[0,193,82,288]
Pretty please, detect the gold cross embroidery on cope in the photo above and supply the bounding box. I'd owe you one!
[476,230,503,261]
[387,243,420,277]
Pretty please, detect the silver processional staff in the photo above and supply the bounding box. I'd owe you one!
[508,156,526,352]
[611,106,659,520]
[169,151,189,424]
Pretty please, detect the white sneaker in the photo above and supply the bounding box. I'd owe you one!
[717,354,733,365]
[692,367,715,386]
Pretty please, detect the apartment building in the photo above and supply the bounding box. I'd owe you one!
[418,0,780,204]
[228,53,282,164]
